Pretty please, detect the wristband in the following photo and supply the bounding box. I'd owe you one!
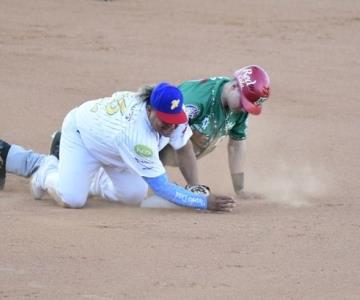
[231,172,244,193]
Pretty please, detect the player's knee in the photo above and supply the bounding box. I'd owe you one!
[60,191,87,208]
[117,186,148,206]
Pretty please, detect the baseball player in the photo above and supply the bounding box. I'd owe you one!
[162,65,271,198]
[49,65,271,199]
[1,82,234,211]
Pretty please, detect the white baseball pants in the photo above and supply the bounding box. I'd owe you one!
[44,109,148,208]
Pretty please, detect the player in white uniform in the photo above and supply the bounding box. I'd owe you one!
[2,83,234,211]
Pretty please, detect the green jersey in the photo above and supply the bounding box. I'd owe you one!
[179,77,248,158]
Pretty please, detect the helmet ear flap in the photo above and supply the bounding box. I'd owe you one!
[263,86,271,97]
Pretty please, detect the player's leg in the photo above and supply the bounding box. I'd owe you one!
[96,166,148,205]
[5,144,45,177]
[88,167,111,199]
[88,167,179,209]
[1,139,45,190]
[32,110,101,208]
[49,130,147,205]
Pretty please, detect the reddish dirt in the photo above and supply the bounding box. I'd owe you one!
[1,0,359,299]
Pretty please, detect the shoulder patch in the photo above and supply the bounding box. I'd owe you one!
[185,104,200,119]
[134,144,153,158]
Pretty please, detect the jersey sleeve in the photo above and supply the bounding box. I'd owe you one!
[168,123,193,150]
[143,173,207,209]
[229,114,249,140]
[178,80,206,124]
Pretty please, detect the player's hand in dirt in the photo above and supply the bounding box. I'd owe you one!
[207,193,235,212]
[235,190,263,200]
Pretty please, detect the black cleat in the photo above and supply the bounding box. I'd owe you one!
[0,140,11,190]
[50,131,61,159]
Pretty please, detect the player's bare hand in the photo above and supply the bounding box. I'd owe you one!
[207,194,235,212]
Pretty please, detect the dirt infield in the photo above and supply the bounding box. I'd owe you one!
[1,0,359,299]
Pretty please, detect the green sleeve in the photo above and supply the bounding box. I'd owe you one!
[178,80,206,124]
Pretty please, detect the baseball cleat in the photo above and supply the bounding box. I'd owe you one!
[50,131,61,159]
[0,140,11,191]
[31,155,58,200]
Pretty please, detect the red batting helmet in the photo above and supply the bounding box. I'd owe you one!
[234,65,271,115]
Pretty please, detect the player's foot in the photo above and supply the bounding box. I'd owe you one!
[50,131,61,159]
[0,140,11,191]
[31,155,58,199]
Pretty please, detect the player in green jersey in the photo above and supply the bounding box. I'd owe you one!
[160,65,271,199]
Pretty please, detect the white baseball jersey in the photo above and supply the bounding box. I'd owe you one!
[75,91,192,178]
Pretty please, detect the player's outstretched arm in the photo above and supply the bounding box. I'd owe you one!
[143,174,234,212]
[228,138,246,195]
